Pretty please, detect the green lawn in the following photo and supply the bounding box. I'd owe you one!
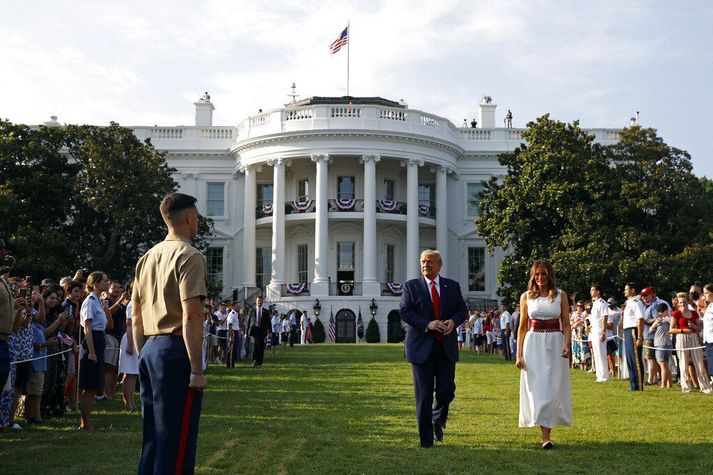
[1,344,712,474]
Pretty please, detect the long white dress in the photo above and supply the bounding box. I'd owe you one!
[519,290,572,428]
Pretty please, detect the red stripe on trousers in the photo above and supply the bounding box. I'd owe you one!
[174,389,195,475]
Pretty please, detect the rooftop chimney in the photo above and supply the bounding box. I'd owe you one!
[477,96,497,129]
[194,92,214,127]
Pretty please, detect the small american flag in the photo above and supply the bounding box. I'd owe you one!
[330,26,348,54]
[328,310,336,342]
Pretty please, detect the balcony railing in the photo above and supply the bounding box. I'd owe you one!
[465,297,499,312]
[328,198,364,212]
[329,281,363,296]
[255,200,435,218]
[381,282,403,296]
[282,283,310,297]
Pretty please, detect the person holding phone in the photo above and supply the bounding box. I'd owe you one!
[670,292,711,394]
[78,271,110,431]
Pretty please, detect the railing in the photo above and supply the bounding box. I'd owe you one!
[459,129,492,141]
[151,127,183,139]
[329,282,363,296]
[331,106,361,118]
[282,283,310,297]
[375,200,406,215]
[406,203,435,218]
[286,199,315,214]
[381,282,403,296]
[284,108,314,121]
[200,127,233,140]
[380,108,406,121]
[328,198,364,212]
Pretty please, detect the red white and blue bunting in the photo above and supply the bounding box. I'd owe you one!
[291,200,314,212]
[262,203,273,216]
[336,198,356,210]
[285,283,307,294]
[418,204,430,217]
[385,282,403,295]
[378,200,398,212]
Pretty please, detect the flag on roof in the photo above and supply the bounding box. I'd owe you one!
[330,26,349,54]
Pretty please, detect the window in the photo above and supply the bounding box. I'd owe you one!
[257,184,273,209]
[337,242,355,271]
[468,247,485,292]
[337,176,355,200]
[206,247,223,287]
[383,179,395,201]
[297,179,309,201]
[418,184,434,208]
[385,244,395,282]
[256,247,272,289]
[467,182,485,216]
[297,244,308,283]
[206,182,225,216]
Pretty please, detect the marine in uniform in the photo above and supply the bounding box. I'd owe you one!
[622,282,646,391]
[132,193,208,475]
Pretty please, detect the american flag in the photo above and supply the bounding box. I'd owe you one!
[328,309,336,342]
[330,26,348,54]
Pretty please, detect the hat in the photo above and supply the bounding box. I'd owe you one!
[607,297,618,307]
[640,287,654,296]
[41,278,58,287]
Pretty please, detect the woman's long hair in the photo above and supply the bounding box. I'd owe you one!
[527,259,558,301]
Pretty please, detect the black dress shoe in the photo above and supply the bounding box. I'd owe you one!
[433,420,443,442]
[542,440,554,450]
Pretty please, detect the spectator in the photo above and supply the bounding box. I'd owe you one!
[281,314,290,349]
[62,281,82,412]
[703,284,713,384]
[119,301,139,411]
[500,304,512,361]
[641,287,669,385]
[605,298,621,378]
[650,302,673,388]
[40,287,72,417]
[226,303,241,367]
[670,292,711,394]
[271,308,281,355]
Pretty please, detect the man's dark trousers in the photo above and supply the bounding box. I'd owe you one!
[624,328,645,391]
[412,342,455,448]
[138,335,203,475]
[251,329,266,365]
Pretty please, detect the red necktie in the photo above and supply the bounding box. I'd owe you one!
[431,281,442,342]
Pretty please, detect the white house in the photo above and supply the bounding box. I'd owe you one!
[128,93,622,342]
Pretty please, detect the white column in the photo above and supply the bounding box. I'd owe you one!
[241,165,256,288]
[267,158,286,299]
[436,166,448,276]
[404,159,422,280]
[361,154,380,296]
[311,153,330,296]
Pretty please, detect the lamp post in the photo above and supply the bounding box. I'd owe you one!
[369,298,378,317]
[313,298,321,317]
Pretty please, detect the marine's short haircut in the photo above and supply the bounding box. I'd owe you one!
[160,193,198,222]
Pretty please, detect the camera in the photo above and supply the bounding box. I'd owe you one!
[19,288,31,299]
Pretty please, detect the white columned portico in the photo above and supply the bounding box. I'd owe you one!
[267,158,286,299]
[311,153,330,296]
[361,154,380,296]
[241,165,257,288]
[435,166,448,276]
[404,159,423,280]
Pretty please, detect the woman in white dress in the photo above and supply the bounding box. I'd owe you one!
[515,259,572,449]
[118,301,139,411]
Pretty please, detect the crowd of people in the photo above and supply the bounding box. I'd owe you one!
[457,282,713,394]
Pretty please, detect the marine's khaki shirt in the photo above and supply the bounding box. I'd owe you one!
[0,276,13,337]
[132,238,207,336]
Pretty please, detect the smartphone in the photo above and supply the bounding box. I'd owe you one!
[19,288,31,299]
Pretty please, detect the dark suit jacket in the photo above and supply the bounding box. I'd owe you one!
[400,276,467,364]
[246,306,271,338]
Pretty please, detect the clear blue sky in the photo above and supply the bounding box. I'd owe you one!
[2,1,711,176]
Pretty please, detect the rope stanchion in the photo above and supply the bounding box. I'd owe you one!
[9,345,122,365]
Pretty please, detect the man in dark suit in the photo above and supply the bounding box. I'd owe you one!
[246,296,270,367]
[400,250,467,448]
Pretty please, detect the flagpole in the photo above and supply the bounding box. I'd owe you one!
[346,21,350,96]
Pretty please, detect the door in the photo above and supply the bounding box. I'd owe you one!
[335,309,356,343]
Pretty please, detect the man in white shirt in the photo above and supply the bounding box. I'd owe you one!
[702,284,713,383]
[472,313,483,354]
[300,311,307,345]
[226,304,241,368]
[588,284,609,382]
[288,310,298,347]
[622,282,646,391]
[213,304,228,364]
[499,304,512,361]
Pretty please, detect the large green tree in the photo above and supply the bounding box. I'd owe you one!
[1,120,213,282]
[477,116,713,304]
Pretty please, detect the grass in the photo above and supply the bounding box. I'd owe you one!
[1,344,712,474]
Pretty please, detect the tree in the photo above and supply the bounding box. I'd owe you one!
[365,317,380,343]
[0,120,213,282]
[476,116,712,303]
[312,317,326,343]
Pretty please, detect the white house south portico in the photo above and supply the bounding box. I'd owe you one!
[130,93,623,342]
